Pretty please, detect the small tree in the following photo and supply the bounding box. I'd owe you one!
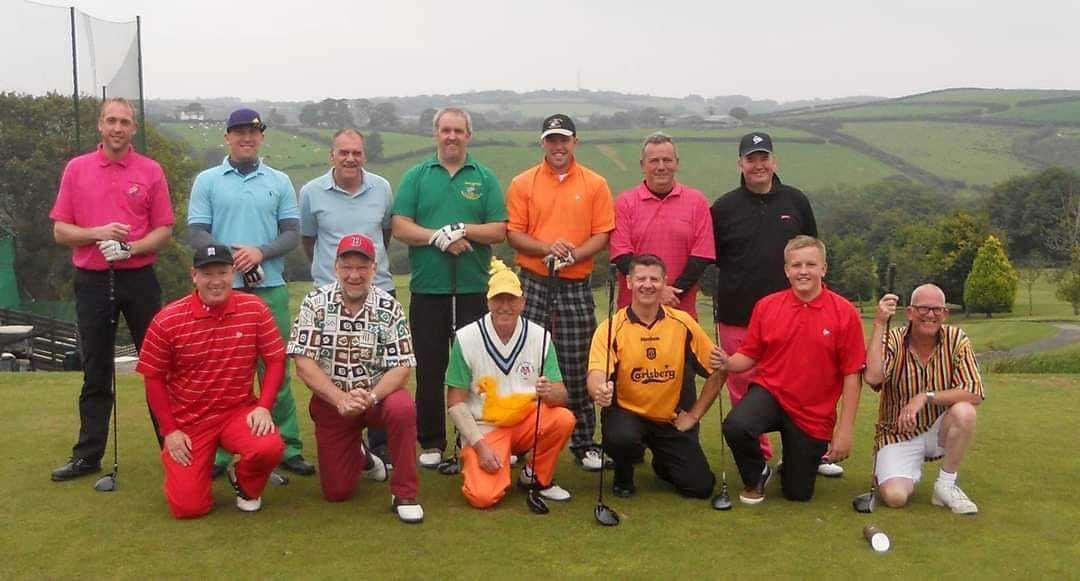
[729,106,749,121]
[365,131,384,162]
[1056,247,1080,315]
[1017,252,1046,316]
[964,235,1018,317]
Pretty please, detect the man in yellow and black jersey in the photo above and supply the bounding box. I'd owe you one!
[587,254,726,499]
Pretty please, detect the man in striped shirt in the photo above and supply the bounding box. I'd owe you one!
[137,245,286,518]
[864,284,984,515]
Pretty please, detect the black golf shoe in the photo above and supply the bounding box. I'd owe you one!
[212,464,227,479]
[279,455,316,476]
[51,458,101,481]
[612,481,637,498]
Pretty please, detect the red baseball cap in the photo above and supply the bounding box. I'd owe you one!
[336,233,376,260]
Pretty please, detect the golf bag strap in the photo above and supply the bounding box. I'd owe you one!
[449,403,484,447]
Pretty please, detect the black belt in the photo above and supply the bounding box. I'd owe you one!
[520,269,590,286]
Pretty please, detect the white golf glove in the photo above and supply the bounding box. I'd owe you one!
[428,222,466,252]
[543,252,575,272]
[97,240,132,262]
[243,265,265,287]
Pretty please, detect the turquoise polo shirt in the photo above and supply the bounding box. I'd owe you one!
[391,154,506,295]
[187,157,300,288]
[299,169,394,291]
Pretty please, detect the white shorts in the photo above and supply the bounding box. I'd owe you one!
[875,415,946,484]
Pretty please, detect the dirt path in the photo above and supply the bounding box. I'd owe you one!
[978,322,1080,361]
[596,145,628,171]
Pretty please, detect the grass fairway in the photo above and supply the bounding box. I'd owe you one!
[4,371,1076,579]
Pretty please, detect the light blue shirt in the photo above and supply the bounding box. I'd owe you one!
[187,158,300,288]
[299,169,394,291]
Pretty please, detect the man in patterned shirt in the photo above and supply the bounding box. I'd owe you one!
[864,284,984,515]
[288,233,423,523]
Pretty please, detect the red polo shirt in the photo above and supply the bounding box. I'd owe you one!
[737,286,866,440]
[137,291,284,430]
[50,145,175,271]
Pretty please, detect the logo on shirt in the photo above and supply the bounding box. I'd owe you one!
[780,214,792,222]
[460,182,482,201]
[646,347,657,360]
[630,366,677,384]
[517,361,536,379]
[822,328,831,336]
[127,183,141,196]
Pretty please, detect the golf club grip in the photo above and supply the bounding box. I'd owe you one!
[886,264,896,295]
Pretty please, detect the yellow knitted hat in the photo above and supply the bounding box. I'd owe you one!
[487,257,523,299]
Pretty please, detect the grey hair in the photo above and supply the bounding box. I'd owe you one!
[433,107,473,135]
[640,132,678,160]
[330,128,364,148]
[910,284,946,305]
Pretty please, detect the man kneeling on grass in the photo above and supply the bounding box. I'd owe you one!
[712,235,865,504]
[289,234,424,524]
[864,284,984,514]
[446,259,575,509]
[137,245,286,518]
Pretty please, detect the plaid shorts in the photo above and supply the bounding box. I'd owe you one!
[522,274,597,450]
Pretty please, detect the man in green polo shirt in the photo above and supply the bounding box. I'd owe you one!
[391,107,508,469]
[187,108,314,478]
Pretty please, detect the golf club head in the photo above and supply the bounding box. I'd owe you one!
[711,489,732,511]
[437,457,461,475]
[526,489,550,515]
[852,492,876,513]
[594,503,620,526]
[93,473,117,492]
[269,470,289,486]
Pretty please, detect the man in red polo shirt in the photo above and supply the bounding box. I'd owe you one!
[712,235,864,503]
[137,245,286,518]
[49,97,175,482]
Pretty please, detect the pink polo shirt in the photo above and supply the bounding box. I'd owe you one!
[610,181,715,317]
[50,145,174,271]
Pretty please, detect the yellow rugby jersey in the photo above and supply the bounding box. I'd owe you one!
[588,305,715,422]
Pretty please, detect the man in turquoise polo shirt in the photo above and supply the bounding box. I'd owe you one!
[187,108,314,477]
[300,127,395,467]
[391,107,507,469]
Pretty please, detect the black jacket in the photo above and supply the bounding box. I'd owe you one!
[710,175,817,326]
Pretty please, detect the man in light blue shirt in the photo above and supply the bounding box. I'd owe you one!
[187,108,314,478]
[299,129,394,293]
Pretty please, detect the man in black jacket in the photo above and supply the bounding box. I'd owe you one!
[710,133,841,477]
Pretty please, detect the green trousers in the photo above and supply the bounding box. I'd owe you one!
[215,285,303,467]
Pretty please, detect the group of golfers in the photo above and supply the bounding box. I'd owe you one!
[48,98,984,523]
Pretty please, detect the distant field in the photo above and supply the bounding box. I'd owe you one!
[791,103,984,120]
[159,121,329,170]
[899,89,1080,105]
[992,99,1080,123]
[839,122,1037,186]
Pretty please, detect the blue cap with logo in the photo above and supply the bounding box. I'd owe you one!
[227,108,267,132]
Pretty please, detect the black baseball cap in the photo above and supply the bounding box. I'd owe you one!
[541,114,576,138]
[227,108,267,132]
[193,244,234,268]
[739,132,773,157]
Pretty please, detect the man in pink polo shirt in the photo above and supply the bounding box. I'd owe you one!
[610,133,715,319]
[49,97,175,482]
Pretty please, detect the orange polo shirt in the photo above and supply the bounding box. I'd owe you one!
[506,158,615,279]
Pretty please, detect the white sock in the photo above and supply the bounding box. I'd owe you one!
[937,469,957,487]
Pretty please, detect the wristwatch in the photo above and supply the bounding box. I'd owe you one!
[925,391,936,405]
[370,391,380,406]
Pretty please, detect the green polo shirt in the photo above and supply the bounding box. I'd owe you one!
[392,154,506,294]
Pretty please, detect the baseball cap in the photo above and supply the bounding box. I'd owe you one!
[227,108,267,132]
[193,244,234,268]
[336,233,376,260]
[540,114,576,139]
[487,258,522,299]
[739,132,773,157]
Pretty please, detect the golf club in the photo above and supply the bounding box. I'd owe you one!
[594,263,620,526]
[94,265,119,492]
[710,337,732,511]
[439,256,462,475]
[526,258,559,515]
[852,263,896,514]
[269,470,289,486]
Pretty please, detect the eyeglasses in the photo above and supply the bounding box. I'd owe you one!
[912,305,948,316]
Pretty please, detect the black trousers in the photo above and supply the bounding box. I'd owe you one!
[722,384,829,501]
[603,405,715,499]
[71,266,162,463]
[408,292,486,451]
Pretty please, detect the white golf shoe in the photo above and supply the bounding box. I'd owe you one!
[817,462,845,477]
[418,449,442,469]
[392,495,425,524]
[518,466,572,501]
[932,481,978,515]
[363,450,388,482]
[227,465,262,512]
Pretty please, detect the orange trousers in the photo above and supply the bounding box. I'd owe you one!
[460,404,574,509]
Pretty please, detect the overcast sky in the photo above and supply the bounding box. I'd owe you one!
[5,0,1079,102]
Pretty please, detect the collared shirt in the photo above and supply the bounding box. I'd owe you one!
[738,286,866,440]
[872,324,985,452]
[136,291,284,428]
[610,181,715,316]
[287,282,416,392]
[187,157,300,288]
[588,305,715,422]
[50,145,175,271]
[299,169,394,290]
[391,154,506,294]
[507,158,615,280]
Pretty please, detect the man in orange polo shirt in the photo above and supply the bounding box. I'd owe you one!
[506,114,615,471]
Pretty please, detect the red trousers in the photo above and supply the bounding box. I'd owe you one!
[460,405,575,509]
[309,389,419,501]
[162,405,285,519]
[717,323,773,460]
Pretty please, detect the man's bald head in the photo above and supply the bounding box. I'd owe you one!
[910,284,946,306]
